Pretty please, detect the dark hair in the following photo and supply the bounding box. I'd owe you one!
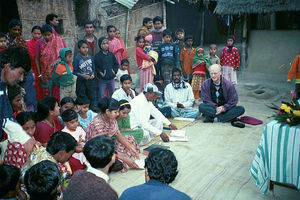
[65,50,72,57]
[153,75,164,82]
[0,164,20,198]
[46,13,58,25]
[175,28,184,34]
[120,74,132,83]
[145,148,178,184]
[163,29,172,37]
[60,97,75,108]
[0,46,31,72]
[75,98,90,106]
[119,99,131,111]
[184,35,193,42]
[143,17,152,26]
[153,16,163,24]
[0,32,6,39]
[16,112,36,126]
[172,67,181,76]
[61,109,78,122]
[24,160,60,200]
[8,19,22,29]
[83,20,95,28]
[36,97,58,121]
[77,40,89,48]
[121,59,129,65]
[41,24,53,34]
[97,98,119,114]
[154,82,164,92]
[7,84,21,102]
[106,25,116,33]
[135,35,145,42]
[83,135,115,168]
[46,131,77,155]
[31,26,42,33]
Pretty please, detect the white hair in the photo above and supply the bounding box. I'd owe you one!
[209,64,222,72]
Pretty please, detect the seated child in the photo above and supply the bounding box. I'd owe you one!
[117,100,144,145]
[62,109,88,173]
[0,32,7,52]
[112,74,135,102]
[75,98,97,131]
[51,48,76,101]
[191,47,211,99]
[154,82,171,118]
[8,84,26,118]
[208,44,220,65]
[115,59,129,89]
[0,164,21,199]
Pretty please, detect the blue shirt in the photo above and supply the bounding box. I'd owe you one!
[78,110,97,130]
[20,72,37,109]
[73,55,95,79]
[157,43,180,67]
[119,180,191,200]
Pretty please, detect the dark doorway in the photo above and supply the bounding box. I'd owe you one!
[0,0,20,34]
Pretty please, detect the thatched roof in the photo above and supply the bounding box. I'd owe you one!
[214,0,300,15]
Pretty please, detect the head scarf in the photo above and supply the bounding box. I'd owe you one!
[58,48,71,67]
[226,35,235,53]
[192,47,211,68]
[98,37,109,50]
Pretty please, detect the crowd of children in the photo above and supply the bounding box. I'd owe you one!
[0,13,243,200]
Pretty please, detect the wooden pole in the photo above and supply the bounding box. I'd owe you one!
[200,5,205,46]
[241,14,247,69]
[125,8,130,48]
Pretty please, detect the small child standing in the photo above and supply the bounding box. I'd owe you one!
[75,98,97,130]
[73,40,97,106]
[62,109,88,173]
[175,28,185,51]
[208,44,220,65]
[0,32,7,52]
[157,29,180,87]
[220,35,240,85]
[115,59,129,89]
[287,53,300,99]
[180,35,195,83]
[191,47,211,99]
[94,37,119,98]
[135,35,153,92]
[150,16,164,52]
[51,48,76,101]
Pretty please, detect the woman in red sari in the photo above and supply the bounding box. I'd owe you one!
[34,24,65,100]
[27,26,43,101]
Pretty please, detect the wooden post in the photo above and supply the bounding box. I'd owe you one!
[162,0,167,28]
[200,5,205,46]
[241,14,247,69]
[125,8,130,48]
[270,12,276,30]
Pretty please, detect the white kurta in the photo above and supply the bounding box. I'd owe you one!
[112,88,135,102]
[164,82,194,109]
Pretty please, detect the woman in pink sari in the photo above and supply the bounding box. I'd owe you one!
[116,29,130,74]
[27,26,43,101]
[34,24,65,101]
[107,25,124,68]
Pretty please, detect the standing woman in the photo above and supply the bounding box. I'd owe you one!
[27,26,43,101]
[6,19,27,49]
[34,24,64,100]
[86,98,140,172]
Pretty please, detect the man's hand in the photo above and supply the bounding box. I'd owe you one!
[177,102,185,108]
[216,106,226,115]
[126,89,135,99]
[160,132,169,142]
[169,124,178,130]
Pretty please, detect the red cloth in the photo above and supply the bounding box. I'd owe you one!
[136,47,149,67]
[88,41,94,55]
[193,62,207,75]
[109,38,124,68]
[220,46,240,69]
[27,39,43,101]
[34,117,64,144]
[3,141,27,168]
[0,48,7,52]
[118,38,130,74]
[69,157,86,174]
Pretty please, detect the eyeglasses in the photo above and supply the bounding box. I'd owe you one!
[210,72,220,75]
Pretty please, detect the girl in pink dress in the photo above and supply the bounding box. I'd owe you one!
[135,35,153,92]
[86,98,140,172]
[107,25,124,68]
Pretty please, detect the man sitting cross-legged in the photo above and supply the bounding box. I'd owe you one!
[164,67,200,118]
[199,64,245,127]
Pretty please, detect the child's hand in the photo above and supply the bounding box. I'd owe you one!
[90,74,95,79]
[287,79,291,82]
[75,105,81,113]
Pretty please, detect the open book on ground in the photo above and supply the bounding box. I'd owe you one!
[134,159,145,169]
[142,144,170,155]
[169,130,188,142]
[173,117,195,122]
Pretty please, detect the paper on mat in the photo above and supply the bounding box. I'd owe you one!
[169,136,188,142]
[174,117,195,122]
[170,130,186,137]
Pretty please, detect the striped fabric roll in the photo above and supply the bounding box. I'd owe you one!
[250,120,300,194]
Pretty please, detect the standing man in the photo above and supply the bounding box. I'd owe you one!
[199,64,245,127]
[130,83,177,145]
[164,68,199,118]
[74,20,100,57]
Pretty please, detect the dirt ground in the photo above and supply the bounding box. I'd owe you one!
[109,71,300,200]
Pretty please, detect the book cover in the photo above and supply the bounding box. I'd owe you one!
[142,144,170,156]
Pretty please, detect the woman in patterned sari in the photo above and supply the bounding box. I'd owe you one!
[34,24,65,100]
[86,98,140,172]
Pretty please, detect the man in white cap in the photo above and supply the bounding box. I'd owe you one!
[130,83,177,145]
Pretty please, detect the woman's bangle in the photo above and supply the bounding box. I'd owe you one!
[38,74,42,78]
